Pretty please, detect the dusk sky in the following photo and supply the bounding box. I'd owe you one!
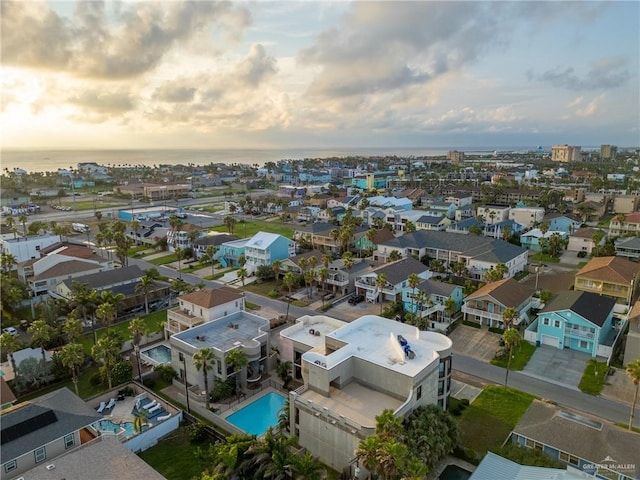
[2,1,639,149]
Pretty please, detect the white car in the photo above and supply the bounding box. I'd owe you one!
[2,327,18,336]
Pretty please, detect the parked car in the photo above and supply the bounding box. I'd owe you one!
[348,294,365,305]
[2,326,18,336]
[577,251,587,258]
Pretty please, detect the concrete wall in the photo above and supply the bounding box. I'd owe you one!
[124,412,182,453]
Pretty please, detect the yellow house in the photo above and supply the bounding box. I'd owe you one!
[574,256,640,306]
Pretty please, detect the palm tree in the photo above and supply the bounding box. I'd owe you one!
[375,273,387,314]
[318,267,329,306]
[95,302,116,331]
[129,318,148,383]
[342,251,355,270]
[175,246,186,276]
[1,252,17,274]
[92,331,122,390]
[625,359,640,430]
[200,244,217,278]
[407,273,421,314]
[444,297,457,324]
[288,452,327,480]
[136,275,156,315]
[272,259,282,287]
[0,333,21,378]
[28,320,53,368]
[283,271,296,321]
[237,267,247,286]
[502,328,522,388]
[226,348,248,399]
[63,317,83,343]
[502,307,519,330]
[59,343,85,397]
[18,213,28,236]
[194,348,215,410]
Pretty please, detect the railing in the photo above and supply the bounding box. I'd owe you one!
[565,328,595,340]
[462,305,504,321]
[213,378,282,414]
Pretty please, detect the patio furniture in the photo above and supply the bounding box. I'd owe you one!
[96,401,106,414]
[142,400,158,411]
[148,404,161,415]
[105,398,116,410]
[157,413,172,422]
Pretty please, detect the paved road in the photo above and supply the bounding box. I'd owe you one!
[124,256,640,429]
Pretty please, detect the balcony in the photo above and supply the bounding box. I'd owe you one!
[462,305,504,322]
[327,277,348,287]
[167,308,205,330]
[565,327,595,340]
[418,303,443,318]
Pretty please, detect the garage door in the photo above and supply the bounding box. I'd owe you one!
[541,335,559,348]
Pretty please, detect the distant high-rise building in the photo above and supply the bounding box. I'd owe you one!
[551,145,581,162]
[447,150,465,163]
[600,144,617,161]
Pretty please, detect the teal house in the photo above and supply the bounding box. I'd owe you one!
[525,291,617,358]
[402,279,464,327]
[218,238,249,268]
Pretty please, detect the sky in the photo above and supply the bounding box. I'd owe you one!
[1,1,639,150]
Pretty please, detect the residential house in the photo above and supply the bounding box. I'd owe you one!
[566,227,605,255]
[354,228,395,254]
[470,451,590,480]
[520,229,568,252]
[374,230,528,280]
[278,250,326,277]
[508,207,545,228]
[446,217,484,234]
[0,387,101,480]
[242,232,296,274]
[615,236,640,260]
[398,188,427,204]
[282,314,453,471]
[575,200,606,222]
[574,256,640,306]
[424,202,457,219]
[415,214,449,231]
[509,400,639,480]
[525,290,619,359]
[546,214,583,234]
[613,194,640,214]
[385,209,429,232]
[192,233,239,260]
[444,192,474,207]
[125,221,167,247]
[477,204,510,224]
[609,212,640,236]
[170,310,270,394]
[166,223,205,252]
[166,286,245,335]
[354,257,431,304]
[483,219,523,240]
[367,195,413,211]
[462,278,537,328]
[402,279,464,329]
[623,301,640,366]
[325,259,373,296]
[0,378,16,409]
[294,223,366,253]
[0,234,62,264]
[218,237,249,268]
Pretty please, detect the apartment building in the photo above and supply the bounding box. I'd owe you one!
[508,207,545,228]
[551,145,581,162]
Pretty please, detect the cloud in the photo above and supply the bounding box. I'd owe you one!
[0,1,251,79]
[66,87,136,123]
[297,2,531,99]
[527,57,630,91]
[235,44,278,87]
[153,81,197,103]
[575,94,606,117]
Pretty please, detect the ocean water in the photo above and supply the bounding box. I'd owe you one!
[1,146,540,174]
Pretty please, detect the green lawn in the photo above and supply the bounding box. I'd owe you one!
[210,220,295,238]
[241,280,279,296]
[578,359,608,395]
[458,385,535,456]
[529,253,560,263]
[138,426,215,480]
[78,311,167,354]
[491,341,536,371]
[145,253,179,265]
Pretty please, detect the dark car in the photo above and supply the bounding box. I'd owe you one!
[348,294,365,305]
[577,251,587,258]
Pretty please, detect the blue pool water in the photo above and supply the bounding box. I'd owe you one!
[93,419,136,438]
[226,392,287,436]
[141,344,171,364]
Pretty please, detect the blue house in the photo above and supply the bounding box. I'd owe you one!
[243,232,296,274]
[548,215,582,234]
[402,279,464,329]
[526,290,616,357]
[218,238,249,268]
[520,229,568,252]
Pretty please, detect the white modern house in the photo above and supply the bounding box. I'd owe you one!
[283,314,453,473]
[0,234,61,264]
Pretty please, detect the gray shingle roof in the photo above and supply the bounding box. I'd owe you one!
[540,290,615,327]
[60,265,143,290]
[372,257,428,285]
[417,279,458,297]
[1,387,102,462]
[194,234,239,246]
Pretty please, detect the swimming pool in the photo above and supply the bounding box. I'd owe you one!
[226,392,287,436]
[92,419,136,438]
[141,344,171,365]
[439,464,471,480]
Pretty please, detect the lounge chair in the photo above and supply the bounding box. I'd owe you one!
[96,401,106,414]
[143,400,158,411]
[105,398,117,410]
[148,404,161,415]
[157,413,172,422]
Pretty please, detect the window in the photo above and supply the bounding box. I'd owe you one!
[554,320,560,328]
[579,340,588,349]
[438,380,444,396]
[64,433,75,449]
[543,318,550,326]
[4,460,17,473]
[417,385,422,400]
[34,446,46,463]
[559,452,580,466]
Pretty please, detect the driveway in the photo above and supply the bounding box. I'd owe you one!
[329,298,386,321]
[522,346,591,388]
[448,325,501,362]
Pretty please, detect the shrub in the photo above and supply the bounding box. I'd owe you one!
[453,446,480,465]
[210,377,236,402]
[111,361,133,386]
[189,422,208,444]
[89,371,103,387]
[463,320,481,329]
[489,326,505,335]
[268,289,280,299]
[256,265,276,281]
[154,364,178,383]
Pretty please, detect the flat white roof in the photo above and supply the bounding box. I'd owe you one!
[304,315,452,377]
[280,315,347,350]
